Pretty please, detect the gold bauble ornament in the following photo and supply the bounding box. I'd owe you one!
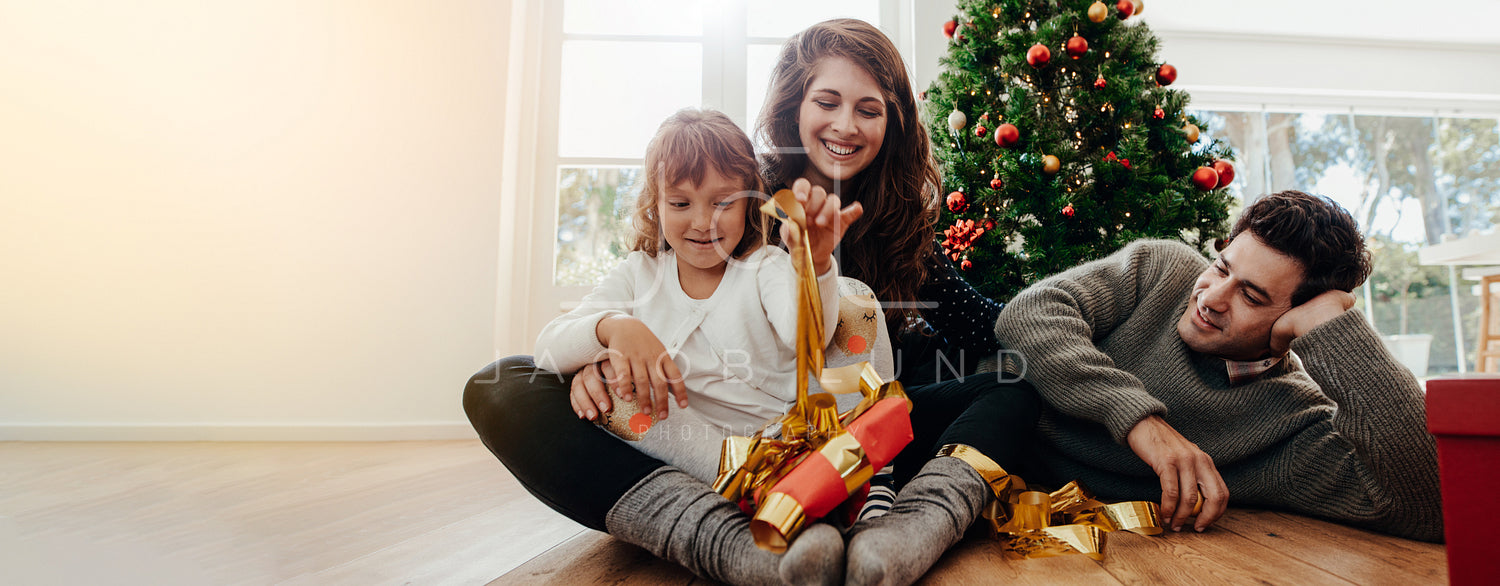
[1183,123,1201,143]
[1133,0,1144,15]
[1043,155,1061,175]
[1088,1,1109,23]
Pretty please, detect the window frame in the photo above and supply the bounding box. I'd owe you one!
[504,0,906,354]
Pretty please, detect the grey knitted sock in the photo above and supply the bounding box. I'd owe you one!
[844,456,988,586]
[605,467,844,586]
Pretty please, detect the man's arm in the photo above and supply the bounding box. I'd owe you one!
[997,240,1229,530]
[996,240,1183,438]
[1267,297,1443,541]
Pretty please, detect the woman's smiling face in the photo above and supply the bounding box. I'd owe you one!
[796,56,887,192]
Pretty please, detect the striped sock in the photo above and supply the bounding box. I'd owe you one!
[857,467,897,522]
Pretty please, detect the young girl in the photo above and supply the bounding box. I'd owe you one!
[527,108,866,585]
[467,21,1040,586]
[536,108,864,482]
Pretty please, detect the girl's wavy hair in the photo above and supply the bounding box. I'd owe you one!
[756,18,940,333]
[633,109,768,259]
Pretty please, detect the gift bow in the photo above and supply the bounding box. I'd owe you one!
[939,444,1163,560]
[711,189,913,553]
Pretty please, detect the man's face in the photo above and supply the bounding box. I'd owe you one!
[1176,233,1305,360]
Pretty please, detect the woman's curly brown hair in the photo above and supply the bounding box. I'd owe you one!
[756,18,940,334]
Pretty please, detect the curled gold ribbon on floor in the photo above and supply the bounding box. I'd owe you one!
[938,444,1163,560]
[710,189,914,553]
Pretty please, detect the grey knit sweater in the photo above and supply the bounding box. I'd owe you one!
[995,239,1443,542]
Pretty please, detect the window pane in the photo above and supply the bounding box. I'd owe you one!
[745,44,780,136]
[564,0,703,36]
[555,166,641,286]
[1194,110,1500,375]
[559,41,702,159]
[746,1,880,38]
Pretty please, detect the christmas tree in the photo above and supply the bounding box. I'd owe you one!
[927,0,1236,301]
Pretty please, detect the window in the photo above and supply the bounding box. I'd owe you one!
[1191,108,1500,374]
[548,0,892,288]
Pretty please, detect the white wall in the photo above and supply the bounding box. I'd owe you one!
[913,0,1500,112]
[0,1,510,439]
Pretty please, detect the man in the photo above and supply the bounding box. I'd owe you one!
[994,190,1442,542]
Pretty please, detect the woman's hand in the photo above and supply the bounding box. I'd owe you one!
[784,178,863,275]
[596,314,687,420]
[569,361,615,421]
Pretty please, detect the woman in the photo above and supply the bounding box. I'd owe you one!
[465,19,1038,586]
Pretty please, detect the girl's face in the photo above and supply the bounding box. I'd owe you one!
[657,165,748,284]
[796,56,887,193]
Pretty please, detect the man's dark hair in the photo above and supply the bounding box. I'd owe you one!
[1228,190,1373,306]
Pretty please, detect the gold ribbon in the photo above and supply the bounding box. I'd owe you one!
[710,189,912,552]
[938,443,1163,560]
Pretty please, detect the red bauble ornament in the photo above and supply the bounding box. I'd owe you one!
[1155,64,1177,86]
[1026,43,1051,68]
[995,123,1020,147]
[1212,160,1236,188]
[1153,107,1165,119]
[1066,35,1089,58]
[943,19,958,38]
[1062,204,1076,217]
[975,125,987,137]
[1094,75,1107,89]
[961,259,973,270]
[1116,0,1135,19]
[983,218,996,230]
[1191,166,1220,191]
[946,190,968,213]
[990,176,1004,190]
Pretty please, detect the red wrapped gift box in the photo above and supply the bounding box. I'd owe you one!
[1425,375,1500,585]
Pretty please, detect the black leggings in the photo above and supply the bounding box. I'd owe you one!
[464,355,1040,531]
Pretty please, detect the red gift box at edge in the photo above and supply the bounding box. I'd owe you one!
[1425,375,1500,585]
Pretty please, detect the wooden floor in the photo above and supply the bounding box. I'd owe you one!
[1,441,1447,585]
[502,509,1448,585]
[0,440,585,585]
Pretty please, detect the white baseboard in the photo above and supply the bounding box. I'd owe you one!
[0,422,479,442]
